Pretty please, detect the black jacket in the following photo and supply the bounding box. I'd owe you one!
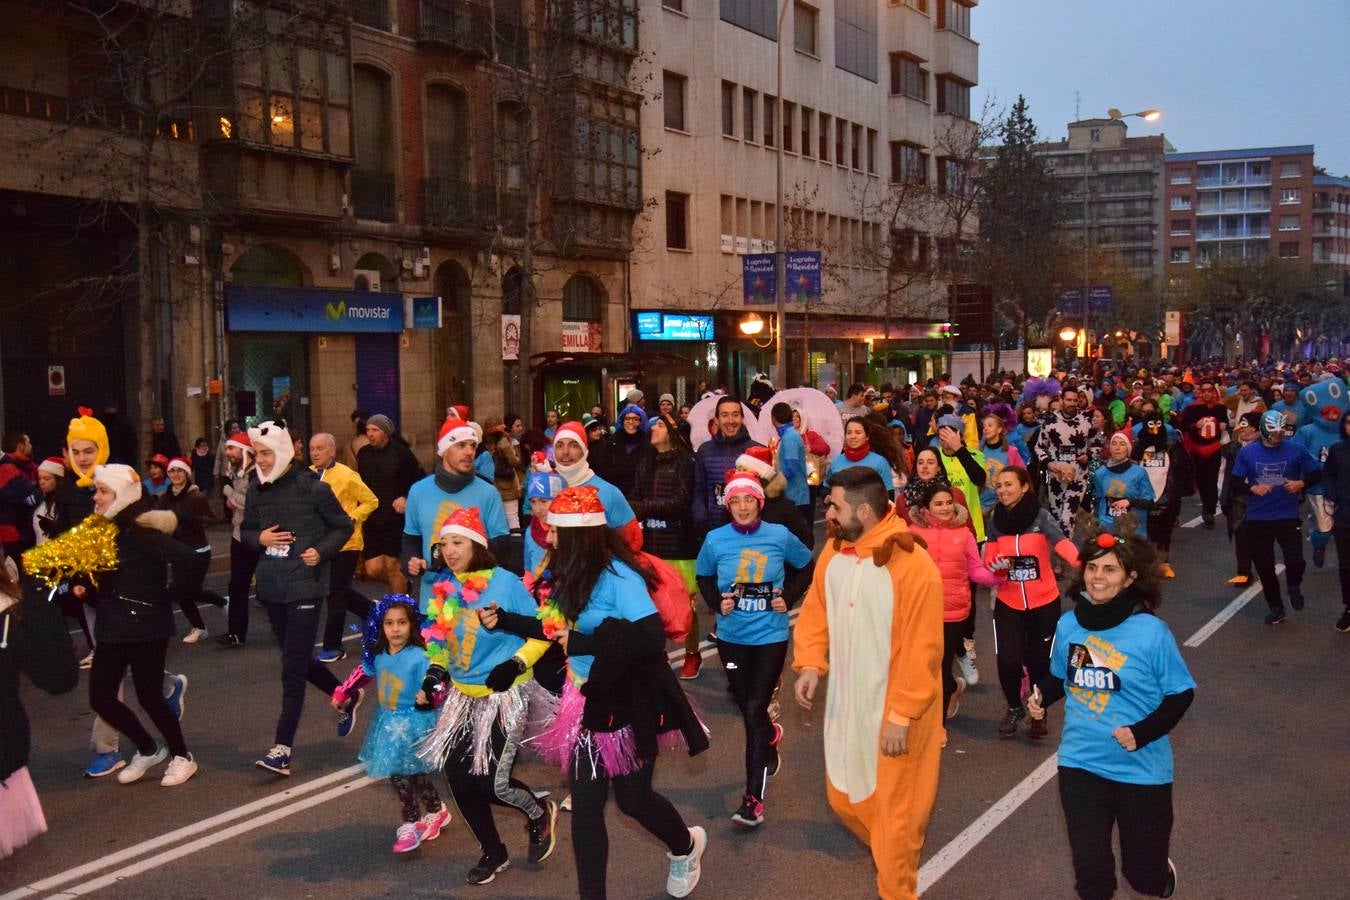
[1,575,79,783]
[36,479,93,543]
[589,433,651,498]
[157,484,212,548]
[356,440,424,532]
[692,426,762,529]
[241,464,353,604]
[1321,430,1350,528]
[89,503,200,643]
[630,447,697,560]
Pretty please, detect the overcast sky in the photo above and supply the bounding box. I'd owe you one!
[973,0,1350,177]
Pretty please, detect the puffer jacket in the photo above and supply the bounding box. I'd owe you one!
[982,506,1079,611]
[691,425,762,530]
[240,464,353,604]
[631,447,696,560]
[906,504,1000,622]
[88,503,200,643]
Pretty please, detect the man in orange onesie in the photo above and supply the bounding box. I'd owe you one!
[793,466,944,900]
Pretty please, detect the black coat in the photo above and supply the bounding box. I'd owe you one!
[89,503,200,643]
[1321,438,1350,528]
[1,575,79,783]
[630,447,696,560]
[36,479,92,543]
[589,433,651,497]
[356,440,424,533]
[241,464,353,604]
[157,484,212,548]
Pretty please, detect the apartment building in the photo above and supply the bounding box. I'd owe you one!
[1311,174,1350,281]
[632,0,979,394]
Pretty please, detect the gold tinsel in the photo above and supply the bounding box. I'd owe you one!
[21,514,121,590]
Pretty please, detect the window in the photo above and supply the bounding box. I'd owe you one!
[1278,241,1299,259]
[663,71,687,131]
[666,191,690,249]
[743,89,757,142]
[834,0,878,82]
[866,129,877,174]
[1169,219,1191,236]
[936,75,971,118]
[425,84,469,182]
[937,0,971,36]
[819,112,830,160]
[496,101,528,192]
[890,54,928,100]
[850,123,861,169]
[1280,188,1301,205]
[568,116,640,208]
[232,18,351,155]
[353,65,394,220]
[783,101,795,151]
[890,142,927,183]
[764,95,775,147]
[1279,214,1300,231]
[662,0,683,10]
[1171,196,1192,210]
[1170,172,1192,185]
[1169,247,1191,264]
[910,0,929,12]
[1280,162,1302,179]
[835,119,845,165]
[563,275,605,321]
[939,157,969,195]
[720,0,777,40]
[794,2,818,55]
[801,106,813,157]
[721,81,736,136]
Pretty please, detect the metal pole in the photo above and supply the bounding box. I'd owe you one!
[774,0,788,384]
[1083,138,1091,361]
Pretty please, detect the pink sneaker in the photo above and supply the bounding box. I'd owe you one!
[417,806,452,842]
[392,822,423,854]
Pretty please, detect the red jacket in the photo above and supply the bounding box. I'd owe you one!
[907,505,1000,622]
[982,507,1080,610]
[0,453,40,548]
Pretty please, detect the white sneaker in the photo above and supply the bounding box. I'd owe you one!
[117,745,168,784]
[666,825,706,898]
[161,754,198,786]
[182,627,208,644]
[560,794,572,812]
[957,648,979,687]
[79,651,94,669]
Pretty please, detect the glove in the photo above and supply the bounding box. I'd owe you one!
[417,665,448,710]
[485,657,525,693]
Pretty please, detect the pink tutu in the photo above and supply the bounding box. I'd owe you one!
[0,767,48,859]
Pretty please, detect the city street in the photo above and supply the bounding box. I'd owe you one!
[3,500,1347,899]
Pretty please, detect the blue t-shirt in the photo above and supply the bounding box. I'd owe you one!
[1231,440,1321,521]
[143,479,169,497]
[1093,463,1156,537]
[569,560,656,681]
[577,473,636,528]
[428,567,535,687]
[1292,425,1339,495]
[776,424,810,506]
[474,450,495,484]
[828,452,894,496]
[1050,609,1195,785]
[979,442,1019,509]
[404,475,509,603]
[696,521,813,645]
[524,527,548,576]
[362,644,432,712]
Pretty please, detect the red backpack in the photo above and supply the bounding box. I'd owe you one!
[635,551,693,642]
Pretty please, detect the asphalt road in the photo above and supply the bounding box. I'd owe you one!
[4,499,1348,899]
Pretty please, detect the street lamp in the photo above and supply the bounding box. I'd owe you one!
[773,0,791,385]
[1058,326,1079,343]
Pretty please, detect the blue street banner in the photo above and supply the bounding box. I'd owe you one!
[742,254,776,305]
[225,285,404,333]
[786,250,822,303]
[1057,285,1114,317]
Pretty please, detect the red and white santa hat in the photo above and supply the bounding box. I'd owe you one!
[735,445,776,481]
[439,507,488,547]
[724,469,765,503]
[167,457,193,476]
[38,456,66,478]
[437,415,480,456]
[552,422,589,453]
[225,431,253,457]
[548,485,606,527]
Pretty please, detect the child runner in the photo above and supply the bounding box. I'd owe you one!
[1092,432,1155,538]
[331,595,450,853]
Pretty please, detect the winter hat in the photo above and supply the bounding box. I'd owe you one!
[937,414,965,433]
[38,457,66,478]
[146,453,170,470]
[723,470,765,503]
[167,457,193,477]
[526,471,565,501]
[225,431,253,456]
[446,404,471,422]
[93,463,143,519]
[248,420,295,484]
[617,404,649,433]
[65,406,110,488]
[623,388,645,407]
[736,445,776,481]
[658,393,675,408]
[553,421,588,452]
[548,485,606,528]
[1108,431,1133,453]
[437,415,479,455]
[939,384,962,399]
[439,507,488,548]
[366,414,395,436]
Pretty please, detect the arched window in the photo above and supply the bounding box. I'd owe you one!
[426,84,469,182]
[562,274,604,322]
[353,65,395,220]
[502,266,525,315]
[229,244,308,286]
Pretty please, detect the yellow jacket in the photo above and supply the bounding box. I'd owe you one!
[313,462,379,553]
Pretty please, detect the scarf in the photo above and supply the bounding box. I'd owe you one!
[433,460,476,494]
[1073,585,1147,631]
[843,440,872,462]
[554,456,594,487]
[991,490,1041,535]
[528,515,550,553]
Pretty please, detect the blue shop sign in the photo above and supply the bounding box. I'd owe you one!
[635,312,716,341]
[226,285,404,333]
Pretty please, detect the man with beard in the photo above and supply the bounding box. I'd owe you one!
[356,414,424,593]
[1033,387,1095,536]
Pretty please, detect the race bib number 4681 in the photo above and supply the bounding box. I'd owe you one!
[1067,642,1122,692]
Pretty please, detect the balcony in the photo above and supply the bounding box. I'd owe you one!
[1195,174,1271,190]
[1195,227,1270,241]
[422,177,526,233]
[417,0,491,56]
[354,0,391,30]
[352,168,397,222]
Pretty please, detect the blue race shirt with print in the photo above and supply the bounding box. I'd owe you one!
[1093,463,1156,537]
[404,474,509,604]
[362,644,432,712]
[1231,440,1321,521]
[576,473,636,528]
[696,521,813,645]
[568,560,656,681]
[828,452,894,496]
[428,567,534,687]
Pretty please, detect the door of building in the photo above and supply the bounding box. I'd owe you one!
[355,333,401,424]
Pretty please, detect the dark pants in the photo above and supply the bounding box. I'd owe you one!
[993,600,1061,710]
[941,620,967,715]
[228,538,262,640]
[569,758,691,900]
[1247,518,1305,609]
[167,549,210,630]
[1335,526,1350,608]
[264,600,340,746]
[442,716,541,855]
[390,774,443,824]
[1193,452,1221,518]
[89,639,188,758]
[1149,494,1182,553]
[1058,765,1173,900]
[321,550,371,651]
[717,639,786,799]
[1235,521,1253,578]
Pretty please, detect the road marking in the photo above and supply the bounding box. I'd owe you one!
[1183,564,1284,647]
[917,753,1060,894]
[1182,515,1205,528]
[0,764,366,900]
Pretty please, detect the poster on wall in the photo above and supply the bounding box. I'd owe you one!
[1026,348,1053,378]
[502,315,521,360]
[561,320,603,353]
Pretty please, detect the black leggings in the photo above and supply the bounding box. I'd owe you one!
[1234,521,1253,578]
[1148,494,1182,554]
[1058,765,1173,900]
[1247,518,1305,609]
[88,639,188,758]
[569,758,691,900]
[716,639,786,799]
[390,774,444,824]
[940,620,967,715]
[227,538,261,640]
[442,717,542,855]
[166,549,210,630]
[321,550,372,651]
[993,600,1061,710]
[1193,452,1221,517]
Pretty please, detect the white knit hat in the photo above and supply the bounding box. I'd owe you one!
[93,463,143,519]
[247,420,295,485]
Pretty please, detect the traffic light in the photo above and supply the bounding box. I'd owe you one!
[939,322,955,338]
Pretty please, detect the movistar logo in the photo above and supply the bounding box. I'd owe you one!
[326,301,346,321]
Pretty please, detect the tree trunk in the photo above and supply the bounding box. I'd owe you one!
[136,142,158,458]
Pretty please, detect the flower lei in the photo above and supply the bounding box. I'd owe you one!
[524,568,568,640]
[421,569,493,669]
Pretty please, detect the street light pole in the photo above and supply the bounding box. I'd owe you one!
[774,0,789,385]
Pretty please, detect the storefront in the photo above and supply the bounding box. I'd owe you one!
[629,311,718,409]
[533,350,692,423]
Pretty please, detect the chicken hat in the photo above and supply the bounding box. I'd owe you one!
[65,406,109,488]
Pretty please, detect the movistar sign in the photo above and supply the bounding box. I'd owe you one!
[226,285,403,333]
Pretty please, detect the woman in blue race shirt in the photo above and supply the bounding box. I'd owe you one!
[1027,533,1194,900]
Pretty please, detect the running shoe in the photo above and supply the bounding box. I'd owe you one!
[667,826,707,897]
[117,745,168,784]
[1288,585,1305,611]
[84,751,125,778]
[316,649,346,664]
[1264,607,1287,626]
[79,650,94,669]
[1158,563,1176,579]
[161,754,198,786]
[1161,858,1177,899]
[182,627,208,644]
[560,794,572,812]
[336,688,364,738]
[216,633,245,648]
[465,848,510,885]
[998,707,1026,738]
[255,745,291,776]
[1227,574,1250,585]
[392,822,423,854]
[418,806,452,842]
[768,722,784,777]
[527,799,559,863]
[679,651,702,680]
[947,676,967,720]
[1337,609,1350,633]
[1027,715,1049,740]
[1313,545,1327,568]
[956,651,979,687]
[164,674,188,721]
[731,793,765,828]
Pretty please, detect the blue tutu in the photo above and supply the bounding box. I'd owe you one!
[360,707,439,778]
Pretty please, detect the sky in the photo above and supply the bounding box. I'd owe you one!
[973,0,1350,177]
